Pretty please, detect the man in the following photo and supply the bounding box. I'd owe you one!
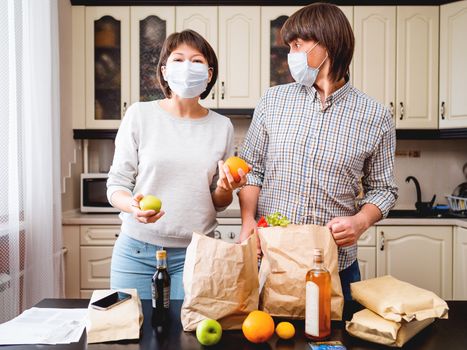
[238,3,398,300]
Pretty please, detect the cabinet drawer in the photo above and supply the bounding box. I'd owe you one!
[80,225,120,246]
[80,246,113,289]
[358,227,376,246]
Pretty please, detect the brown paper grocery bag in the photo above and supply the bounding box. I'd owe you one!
[350,275,449,322]
[258,224,344,320]
[346,308,434,347]
[181,232,259,331]
[86,289,143,344]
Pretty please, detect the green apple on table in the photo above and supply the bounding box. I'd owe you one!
[196,318,222,346]
[139,195,162,213]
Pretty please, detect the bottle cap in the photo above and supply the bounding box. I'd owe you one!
[156,250,166,260]
[313,248,323,256]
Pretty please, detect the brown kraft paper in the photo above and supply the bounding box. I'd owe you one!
[86,289,143,344]
[258,224,344,320]
[346,308,435,347]
[350,275,449,322]
[181,232,259,331]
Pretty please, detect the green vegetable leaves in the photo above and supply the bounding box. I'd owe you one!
[265,212,290,227]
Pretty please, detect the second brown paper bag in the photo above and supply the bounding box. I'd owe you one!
[258,224,344,320]
[181,232,259,331]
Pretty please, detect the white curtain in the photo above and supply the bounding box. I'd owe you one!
[0,0,63,323]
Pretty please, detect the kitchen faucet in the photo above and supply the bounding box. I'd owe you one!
[405,176,436,215]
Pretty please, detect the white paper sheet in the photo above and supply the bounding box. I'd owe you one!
[0,307,87,345]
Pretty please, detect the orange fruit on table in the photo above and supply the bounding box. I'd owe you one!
[242,310,275,343]
[224,156,249,182]
[275,321,295,340]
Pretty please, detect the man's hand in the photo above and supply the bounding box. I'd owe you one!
[239,217,262,258]
[326,213,369,247]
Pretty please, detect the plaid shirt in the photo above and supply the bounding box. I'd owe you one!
[240,81,398,271]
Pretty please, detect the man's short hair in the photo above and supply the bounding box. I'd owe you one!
[281,3,354,82]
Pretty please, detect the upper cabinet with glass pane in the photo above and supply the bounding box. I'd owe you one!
[85,7,130,129]
[77,6,175,129]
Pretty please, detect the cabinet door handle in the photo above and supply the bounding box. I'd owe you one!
[211,91,215,100]
[399,102,404,120]
[441,101,445,120]
[380,231,385,251]
[115,233,119,238]
[122,102,127,118]
[221,82,225,100]
[389,102,394,118]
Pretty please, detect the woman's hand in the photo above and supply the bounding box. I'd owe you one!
[130,193,165,224]
[239,217,262,258]
[216,160,251,192]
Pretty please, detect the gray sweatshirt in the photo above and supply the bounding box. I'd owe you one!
[107,101,234,247]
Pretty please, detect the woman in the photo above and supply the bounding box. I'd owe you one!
[107,30,247,300]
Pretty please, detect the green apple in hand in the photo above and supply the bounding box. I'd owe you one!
[196,318,222,346]
[139,195,162,213]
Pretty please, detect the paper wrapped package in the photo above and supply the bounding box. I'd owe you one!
[86,289,143,344]
[346,308,434,347]
[258,224,344,320]
[181,233,259,331]
[350,275,449,322]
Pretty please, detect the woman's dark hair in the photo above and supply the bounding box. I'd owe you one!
[281,3,354,82]
[157,29,218,99]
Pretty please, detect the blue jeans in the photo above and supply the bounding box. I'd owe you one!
[339,259,361,301]
[110,233,186,300]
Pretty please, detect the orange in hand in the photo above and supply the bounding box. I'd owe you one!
[242,310,275,343]
[224,156,249,182]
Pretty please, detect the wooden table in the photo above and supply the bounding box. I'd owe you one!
[2,299,466,349]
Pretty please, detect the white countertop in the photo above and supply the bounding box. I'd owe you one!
[62,196,467,229]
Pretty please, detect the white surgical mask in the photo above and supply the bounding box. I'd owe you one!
[164,60,209,98]
[287,42,328,87]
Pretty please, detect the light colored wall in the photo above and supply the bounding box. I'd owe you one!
[59,0,81,212]
[394,140,467,209]
[87,120,467,212]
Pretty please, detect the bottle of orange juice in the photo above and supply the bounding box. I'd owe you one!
[305,248,331,340]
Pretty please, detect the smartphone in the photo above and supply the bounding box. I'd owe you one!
[90,291,132,310]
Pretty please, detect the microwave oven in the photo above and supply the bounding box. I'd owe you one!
[81,173,119,213]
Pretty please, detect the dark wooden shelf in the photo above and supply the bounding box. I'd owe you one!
[74,127,467,140]
[71,0,456,6]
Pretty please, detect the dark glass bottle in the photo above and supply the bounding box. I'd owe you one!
[151,249,170,327]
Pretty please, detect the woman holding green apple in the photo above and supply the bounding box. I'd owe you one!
[107,30,248,300]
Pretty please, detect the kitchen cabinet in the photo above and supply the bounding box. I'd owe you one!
[376,226,452,299]
[176,6,218,109]
[80,225,119,296]
[218,7,260,108]
[453,226,467,300]
[130,7,176,104]
[439,0,467,129]
[260,6,301,95]
[62,224,119,298]
[353,6,439,129]
[357,227,376,280]
[396,6,439,129]
[77,6,175,129]
[353,6,395,119]
[85,6,130,129]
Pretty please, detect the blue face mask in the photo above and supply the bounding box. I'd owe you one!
[287,42,328,87]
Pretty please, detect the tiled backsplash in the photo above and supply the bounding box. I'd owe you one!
[87,122,467,211]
